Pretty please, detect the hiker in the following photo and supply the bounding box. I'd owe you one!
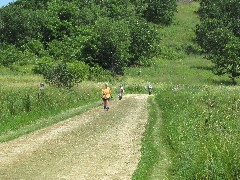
[39,83,45,90]
[148,83,152,95]
[118,85,124,100]
[138,69,141,77]
[101,83,112,111]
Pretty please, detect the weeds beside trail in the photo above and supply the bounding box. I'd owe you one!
[132,96,170,180]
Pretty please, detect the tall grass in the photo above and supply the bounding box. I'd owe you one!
[156,85,240,179]
[0,81,101,142]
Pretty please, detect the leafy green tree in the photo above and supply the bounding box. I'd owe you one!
[130,0,147,17]
[128,18,160,66]
[0,44,23,66]
[94,0,135,20]
[46,27,99,64]
[41,1,79,42]
[0,0,176,81]
[196,0,240,84]
[88,64,112,82]
[94,18,131,75]
[0,6,44,47]
[21,39,47,58]
[77,3,103,25]
[212,37,240,85]
[144,0,177,25]
[13,0,49,10]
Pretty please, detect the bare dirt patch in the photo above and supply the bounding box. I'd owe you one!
[0,94,149,179]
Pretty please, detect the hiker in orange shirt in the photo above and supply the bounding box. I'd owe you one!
[101,83,112,111]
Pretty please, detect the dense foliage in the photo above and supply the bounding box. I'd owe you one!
[0,0,177,87]
[196,0,240,84]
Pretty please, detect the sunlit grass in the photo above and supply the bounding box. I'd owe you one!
[0,79,102,142]
[131,2,240,179]
[157,86,240,179]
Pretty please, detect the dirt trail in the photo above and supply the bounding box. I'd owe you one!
[0,94,149,180]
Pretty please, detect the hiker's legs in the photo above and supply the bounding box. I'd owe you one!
[148,89,152,95]
[118,93,122,100]
[102,98,110,110]
[102,99,107,109]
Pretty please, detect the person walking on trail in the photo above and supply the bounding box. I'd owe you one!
[148,83,152,95]
[118,85,124,100]
[101,83,112,111]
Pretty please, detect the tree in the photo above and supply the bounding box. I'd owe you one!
[128,18,160,66]
[94,18,131,75]
[144,0,177,25]
[0,0,175,82]
[0,6,44,47]
[196,0,240,84]
[212,37,240,85]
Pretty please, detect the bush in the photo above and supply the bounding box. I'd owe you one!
[34,57,89,88]
[144,0,177,25]
[43,60,89,88]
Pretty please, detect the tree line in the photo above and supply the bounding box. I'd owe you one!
[196,0,240,84]
[0,0,177,88]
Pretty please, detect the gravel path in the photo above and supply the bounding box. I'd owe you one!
[0,94,149,180]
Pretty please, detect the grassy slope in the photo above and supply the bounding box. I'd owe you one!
[124,2,231,88]
[132,3,204,179]
[132,2,240,179]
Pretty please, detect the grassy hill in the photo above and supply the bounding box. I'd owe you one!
[132,2,240,179]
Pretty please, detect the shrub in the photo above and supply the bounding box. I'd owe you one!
[43,60,89,88]
[144,0,177,25]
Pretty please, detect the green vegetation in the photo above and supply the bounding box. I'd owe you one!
[158,85,240,179]
[0,0,177,140]
[196,0,240,84]
[133,96,170,180]
[1,0,240,179]
[132,1,240,179]
[0,80,100,142]
[0,0,177,87]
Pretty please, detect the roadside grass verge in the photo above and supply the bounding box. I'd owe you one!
[0,81,101,142]
[0,101,100,142]
[132,96,170,180]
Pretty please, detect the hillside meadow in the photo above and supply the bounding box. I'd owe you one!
[132,2,240,179]
[0,1,240,179]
